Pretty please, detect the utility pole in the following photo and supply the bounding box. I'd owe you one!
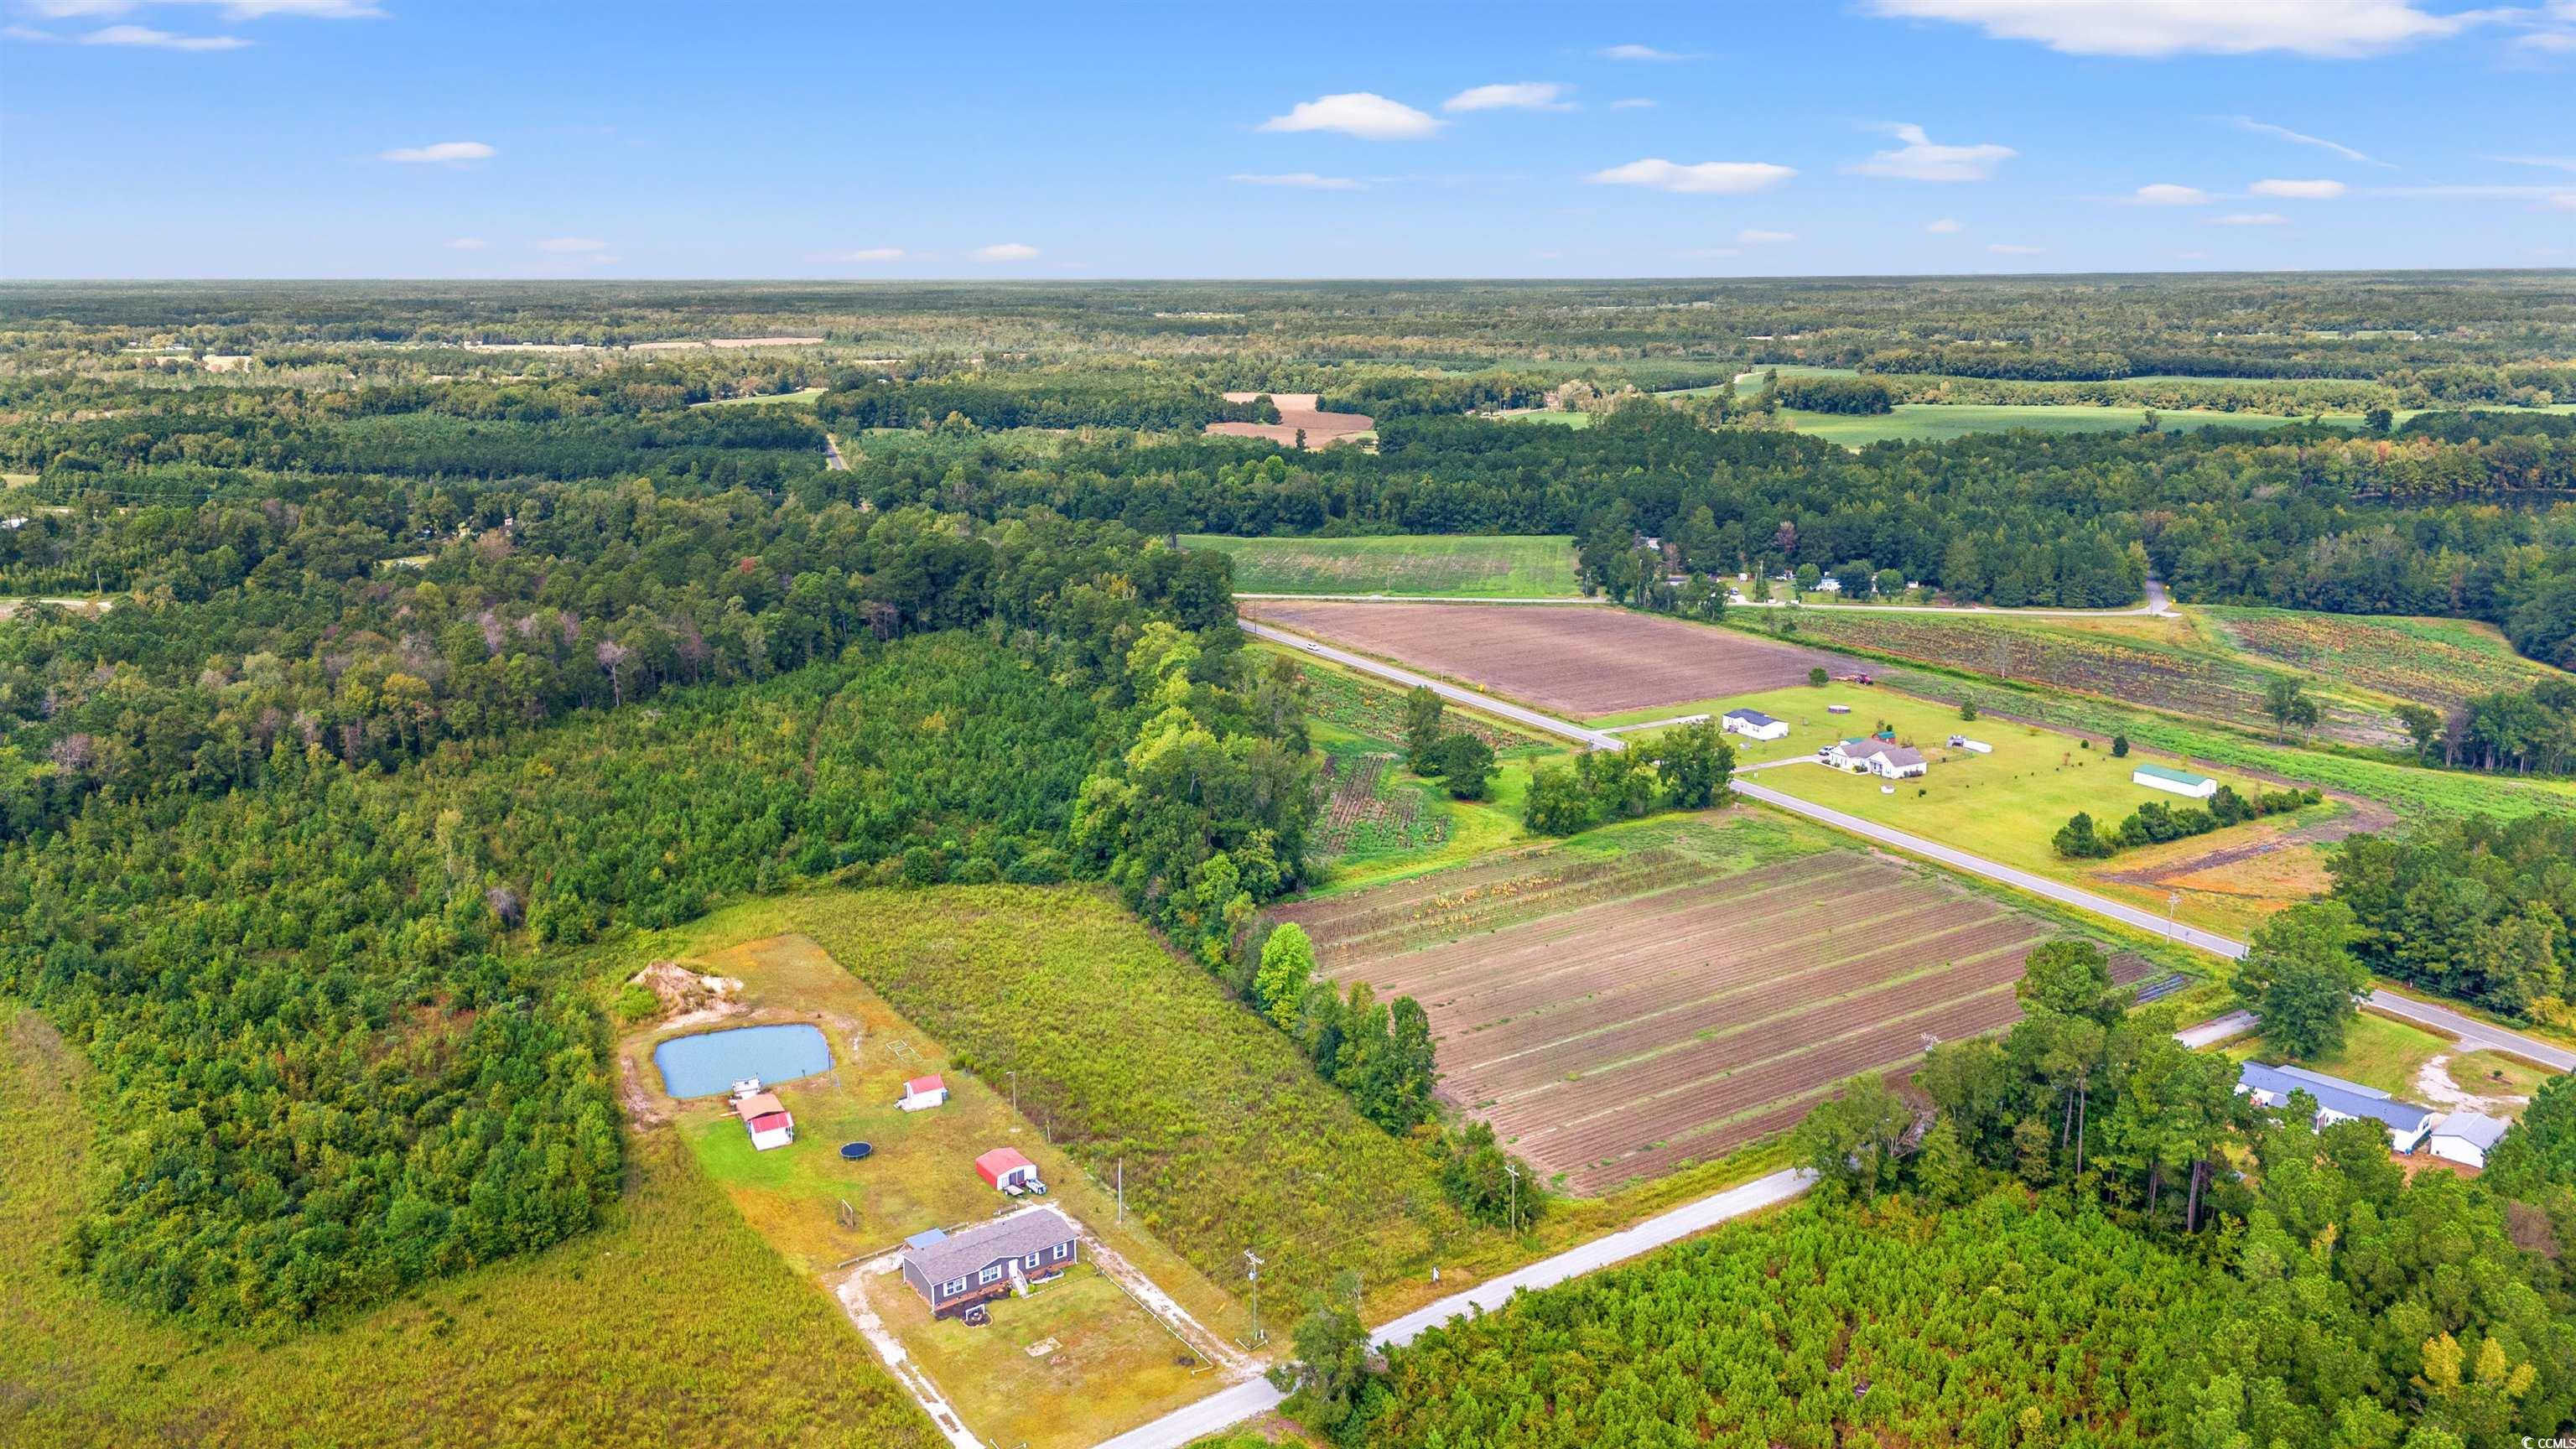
[1244,1249,1265,1347]
[1116,1157,1124,1223]
[2168,891,2181,938]
[1009,1068,1018,1118]
[1505,1164,1521,1236]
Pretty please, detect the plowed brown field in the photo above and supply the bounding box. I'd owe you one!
[1291,846,2148,1195]
[1237,600,1847,715]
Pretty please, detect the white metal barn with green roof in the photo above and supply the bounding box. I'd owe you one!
[2132,763,2216,799]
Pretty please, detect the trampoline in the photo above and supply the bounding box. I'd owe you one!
[840,1141,874,1161]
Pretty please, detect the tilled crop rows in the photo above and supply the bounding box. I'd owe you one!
[1302,844,2149,1196]
[1239,599,1850,715]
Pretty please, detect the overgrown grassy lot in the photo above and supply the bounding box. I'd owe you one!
[1184,533,1580,596]
[2202,605,2563,709]
[615,885,1474,1317]
[0,1005,937,1449]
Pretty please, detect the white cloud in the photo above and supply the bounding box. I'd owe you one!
[2210,212,2289,225]
[1925,216,1965,233]
[1597,43,1701,60]
[2365,184,2573,200]
[537,236,609,253]
[1258,92,1441,141]
[1443,81,1574,112]
[812,247,907,262]
[2129,183,2210,205]
[2511,28,2576,50]
[1228,171,1365,190]
[443,236,488,250]
[1584,158,1796,195]
[80,22,244,47]
[378,141,495,164]
[2496,154,2576,173]
[1987,242,2045,254]
[1736,228,1798,244]
[1847,123,2015,183]
[2550,192,2576,210]
[2250,178,2348,199]
[1862,0,2492,58]
[1608,97,1657,109]
[973,242,1040,262]
[2229,117,2393,168]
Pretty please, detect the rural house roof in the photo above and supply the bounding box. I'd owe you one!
[1836,739,1924,769]
[2132,763,2213,787]
[906,1075,945,1095]
[2435,1112,2511,1150]
[1724,709,1780,727]
[734,1091,785,1122]
[901,1208,1075,1285]
[2239,1062,2433,1135]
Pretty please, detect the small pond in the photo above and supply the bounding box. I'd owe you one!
[653,1022,834,1099]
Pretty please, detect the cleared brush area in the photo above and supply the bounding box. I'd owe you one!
[1284,834,2147,1196]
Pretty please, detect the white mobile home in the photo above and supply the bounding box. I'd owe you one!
[2132,764,2217,799]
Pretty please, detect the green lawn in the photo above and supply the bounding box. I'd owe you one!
[1607,683,2313,937]
[1185,533,1580,597]
[2230,1010,2451,1097]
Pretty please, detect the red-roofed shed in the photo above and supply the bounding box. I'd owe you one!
[974,1145,1040,1192]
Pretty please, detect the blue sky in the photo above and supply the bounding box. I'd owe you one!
[3,0,2572,278]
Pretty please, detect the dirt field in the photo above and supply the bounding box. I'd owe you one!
[1208,391,1374,448]
[1240,600,1850,716]
[1278,845,2147,1195]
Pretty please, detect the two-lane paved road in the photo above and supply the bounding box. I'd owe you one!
[1093,1168,1816,1449]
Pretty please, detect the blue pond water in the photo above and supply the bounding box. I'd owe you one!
[653,1023,834,1098]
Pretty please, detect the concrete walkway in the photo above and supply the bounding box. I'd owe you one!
[1092,1168,1816,1449]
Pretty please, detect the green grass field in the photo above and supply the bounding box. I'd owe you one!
[0,1005,940,1449]
[1607,683,2319,937]
[2230,1010,2450,1096]
[1186,533,1579,596]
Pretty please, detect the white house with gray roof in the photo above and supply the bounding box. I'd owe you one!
[2428,1112,2511,1171]
[898,1206,1078,1316]
[2238,1062,2435,1153]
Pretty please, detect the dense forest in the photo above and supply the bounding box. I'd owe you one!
[1,498,1317,1325]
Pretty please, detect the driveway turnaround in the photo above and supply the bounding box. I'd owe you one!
[1092,1168,1815,1449]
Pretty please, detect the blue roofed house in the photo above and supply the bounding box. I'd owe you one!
[2237,1061,2435,1153]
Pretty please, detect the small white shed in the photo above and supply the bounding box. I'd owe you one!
[2428,1112,2511,1171]
[899,1074,949,1112]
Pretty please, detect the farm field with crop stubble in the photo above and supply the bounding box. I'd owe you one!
[1273,825,2146,1196]
[1243,599,1849,715]
[1768,608,2399,745]
[2203,606,2566,709]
